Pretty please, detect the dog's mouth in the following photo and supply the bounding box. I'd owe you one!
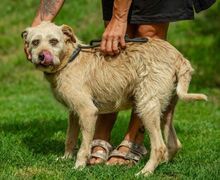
[37,50,54,66]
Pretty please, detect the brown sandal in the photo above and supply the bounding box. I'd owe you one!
[107,140,147,165]
[88,139,113,164]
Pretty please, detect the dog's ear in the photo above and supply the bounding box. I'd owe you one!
[21,30,28,40]
[61,24,76,43]
[21,28,30,41]
[21,28,32,60]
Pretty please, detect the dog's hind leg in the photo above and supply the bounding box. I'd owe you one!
[62,111,80,159]
[135,98,168,176]
[161,95,182,161]
[74,103,98,169]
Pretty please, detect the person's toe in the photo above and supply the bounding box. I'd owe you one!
[89,157,96,165]
[95,158,104,164]
[119,158,128,165]
[106,159,115,165]
[106,157,121,165]
[106,146,130,165]
[88,146,107,165]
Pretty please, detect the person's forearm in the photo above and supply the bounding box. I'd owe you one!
[112,0,132,22]
[32,0,65,26]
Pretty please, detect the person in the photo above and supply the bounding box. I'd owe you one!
[27,0,215,166]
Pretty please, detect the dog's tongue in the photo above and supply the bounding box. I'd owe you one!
[41,51,53,65]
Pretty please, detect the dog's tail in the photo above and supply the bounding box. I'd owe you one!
[176,55,208,102]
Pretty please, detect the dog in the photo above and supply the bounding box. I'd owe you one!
[21,21,207,176]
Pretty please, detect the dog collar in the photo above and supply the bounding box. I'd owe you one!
[68,35,148,63]
[68,44,100,63]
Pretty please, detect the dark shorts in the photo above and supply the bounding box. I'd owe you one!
[102,0,216,24]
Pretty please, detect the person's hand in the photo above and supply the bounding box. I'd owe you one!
[101,17,127,55]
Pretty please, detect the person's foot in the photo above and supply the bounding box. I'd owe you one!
[106,140,147,166]
[88,139,147,166]
[106,145,131,165]
[89,146,107,164]
[88,139,112,165]
[88,112,146,165]
[89,145,131,165]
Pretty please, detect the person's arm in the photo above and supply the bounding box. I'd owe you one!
[32,0,65,26]
[101,0,132,55]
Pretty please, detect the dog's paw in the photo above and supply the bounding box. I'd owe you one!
[135,169,153,177]
[56,152,73,161]
[135,163,155,177]
[63,152,73,159]
[166,139,182,161]
[74,161,86,170]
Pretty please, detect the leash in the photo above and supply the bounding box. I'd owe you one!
[68,35,148,63]
[90,34,148,46]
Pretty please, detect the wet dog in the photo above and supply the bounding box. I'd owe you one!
[22,21,207,176]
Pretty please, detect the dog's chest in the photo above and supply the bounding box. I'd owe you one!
[45,74,70,107]
[50,87,68,107]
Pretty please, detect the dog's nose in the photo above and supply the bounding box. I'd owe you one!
[38,53,45,61]
[38,50,53,66]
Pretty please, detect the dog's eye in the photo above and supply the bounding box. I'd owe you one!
[32,39,40,46]
[49,38,59,46]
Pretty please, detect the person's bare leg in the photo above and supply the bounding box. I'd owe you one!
[107,109,145,165]
[107,23,170,165]
[88,22,135,165]
[136,23,169,40]
[89,113,117,164]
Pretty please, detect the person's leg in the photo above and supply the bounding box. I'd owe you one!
[135,23,169,40]
[89,113,117,164]
[88,22,136,165]
[107,23,170,165]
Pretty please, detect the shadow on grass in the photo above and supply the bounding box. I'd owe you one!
[1,113,132,156]
[1,118,68,155]
[0,110,183,158]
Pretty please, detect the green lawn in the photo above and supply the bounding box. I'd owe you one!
[0,1,219,179]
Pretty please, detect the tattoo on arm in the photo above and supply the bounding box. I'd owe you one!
[38,0,64,21]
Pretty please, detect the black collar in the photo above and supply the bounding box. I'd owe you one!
[68,44,100,63]
[68,35,148,63]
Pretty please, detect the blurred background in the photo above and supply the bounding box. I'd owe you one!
[0,1,219,179]
[0,1,219,88]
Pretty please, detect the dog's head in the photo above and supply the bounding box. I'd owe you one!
[21,21,76,73]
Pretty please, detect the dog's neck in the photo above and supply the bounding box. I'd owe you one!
[43,40,86,86]
[44,41,79,74]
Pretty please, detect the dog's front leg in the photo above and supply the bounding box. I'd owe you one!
[74,105,98,169]
[62,111,79,159]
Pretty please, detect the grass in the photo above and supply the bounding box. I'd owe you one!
[0,0,219,179]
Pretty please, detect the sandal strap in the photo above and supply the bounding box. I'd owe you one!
[90,139,113,160]
[109,149,140,162]
[118,140,147,156]
[91,139,113,154]
[91,150,109,161]
[108,140,147,164]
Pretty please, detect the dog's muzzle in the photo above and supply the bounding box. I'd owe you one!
[38,50,53,66]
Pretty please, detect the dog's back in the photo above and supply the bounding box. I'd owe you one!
[79,38,207,113]
[46,37,207,114]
